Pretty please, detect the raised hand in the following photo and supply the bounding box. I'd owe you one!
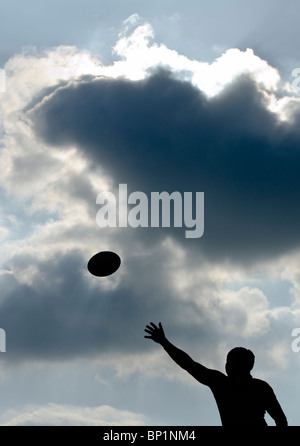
[144,322,166,344]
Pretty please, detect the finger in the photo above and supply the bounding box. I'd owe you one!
[144,329,153,335]
[150,322,158,329]
[145,325,154,331]
[144,336,152,339]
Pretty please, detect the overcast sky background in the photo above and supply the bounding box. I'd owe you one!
[1,0,300,426]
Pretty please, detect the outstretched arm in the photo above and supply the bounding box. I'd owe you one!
[144,322,214,385]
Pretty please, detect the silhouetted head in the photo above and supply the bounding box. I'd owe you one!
[225,347,255,378]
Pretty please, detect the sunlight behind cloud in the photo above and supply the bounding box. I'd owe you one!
[0,13,299,427]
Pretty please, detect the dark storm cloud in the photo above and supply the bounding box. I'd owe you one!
[31,70,300,263]
[3,248,213,361]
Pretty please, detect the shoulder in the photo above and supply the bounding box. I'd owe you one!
[252,377,272,387]
[251,378,275,394]
[188,362,226,386]
[201,368,227,386]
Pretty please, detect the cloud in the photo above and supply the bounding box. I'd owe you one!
[3,18,300,265]
[101,16,282,96]
[2,11,300,427]
[217,286,270,337]
[1,18,300,383]
[28,66,300,264]
[0,402,147,426]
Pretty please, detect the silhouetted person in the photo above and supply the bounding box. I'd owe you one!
[144,322,288,426]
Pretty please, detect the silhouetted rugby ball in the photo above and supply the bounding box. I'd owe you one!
[87,251,121,277]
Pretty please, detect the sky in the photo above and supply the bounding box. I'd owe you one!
[1,0,300,426]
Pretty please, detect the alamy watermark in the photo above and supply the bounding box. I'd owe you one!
[0,329,6,352]
[291,328,300,352]
[0,68,5,93]
[96,184,204,238]
[291,68,300,92]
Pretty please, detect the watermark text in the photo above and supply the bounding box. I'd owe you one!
[291,68,300,92]
[96,184,204,238]
[0,329,6,352]
[0,69,5,93]
[291,328,300,352]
